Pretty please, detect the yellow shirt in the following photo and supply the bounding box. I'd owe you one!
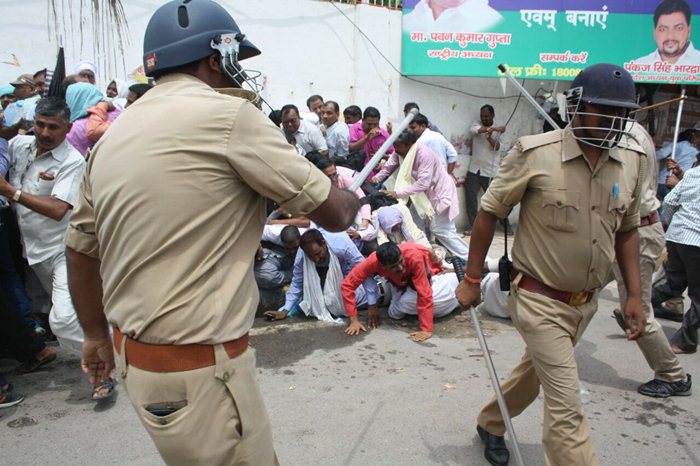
[65,74,331,344]
[480,127,644,292]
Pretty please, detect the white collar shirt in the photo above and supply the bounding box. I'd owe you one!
[469,122,501,177]
[8,136,85,264]
[633,41,700,66]
[325,121,350,158]
[418,128,457,168]
[402,0,502,33]
[293,119,328,154]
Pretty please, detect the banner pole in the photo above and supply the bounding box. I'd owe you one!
[669,88,686,161]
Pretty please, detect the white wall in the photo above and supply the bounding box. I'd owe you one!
[0,0,559,140]
[1,0,567,229]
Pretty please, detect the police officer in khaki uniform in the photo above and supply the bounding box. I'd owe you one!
[610,122,691,398]
[64,2,359,465]
[456,64,647,466]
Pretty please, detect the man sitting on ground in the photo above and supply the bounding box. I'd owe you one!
[343,241,459,342]
[264,228,378,322]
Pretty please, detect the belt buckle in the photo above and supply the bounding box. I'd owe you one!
[568,291,589,307]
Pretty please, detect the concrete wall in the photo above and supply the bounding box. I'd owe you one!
[1,0,567,229]
[0,0,558,140]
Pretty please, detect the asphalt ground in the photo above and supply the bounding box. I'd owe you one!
[2,236,699,465]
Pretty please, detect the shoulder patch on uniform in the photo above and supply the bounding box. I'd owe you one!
[515,129,564,153]
[617,136,647,156]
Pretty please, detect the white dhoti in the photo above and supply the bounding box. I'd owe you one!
[31,252,83,355]
[387,273,459,320]
[479,272,510,319]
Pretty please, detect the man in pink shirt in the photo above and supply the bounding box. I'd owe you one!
[371,129,468,259]
[348,106,393,174]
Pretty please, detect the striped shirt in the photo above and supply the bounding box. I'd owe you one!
[664,166,700,248]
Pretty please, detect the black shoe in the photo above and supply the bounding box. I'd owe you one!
[638,374,692,398]
[653,306,684,322]
[477,425,510,466]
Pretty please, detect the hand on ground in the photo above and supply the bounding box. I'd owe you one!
[410,331,432,342]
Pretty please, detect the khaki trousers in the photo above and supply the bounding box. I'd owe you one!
[117,344,278,466]
[612,222,686,382]
[477,284,599,466]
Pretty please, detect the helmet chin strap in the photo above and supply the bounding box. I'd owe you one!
[210,33,271,110]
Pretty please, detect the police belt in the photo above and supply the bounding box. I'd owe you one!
[639,211,659,227]
[511,269,595,307]
[113,327,249,372]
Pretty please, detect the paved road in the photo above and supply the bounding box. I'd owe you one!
[2,237,699,465]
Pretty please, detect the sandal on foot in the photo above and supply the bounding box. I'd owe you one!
[16,352,57,374]
[92,378,116,401]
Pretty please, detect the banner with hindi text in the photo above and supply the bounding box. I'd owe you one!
[401,0,700,84]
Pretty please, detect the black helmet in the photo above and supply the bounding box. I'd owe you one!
[143,0,261,77]
[569,63,639,110]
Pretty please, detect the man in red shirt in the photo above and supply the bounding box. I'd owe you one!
[342,241,458,342]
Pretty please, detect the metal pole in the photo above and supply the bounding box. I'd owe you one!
[669,88,686,161]
[446,256,525,466]
[469,305,525,466]
[348,108,418,192]
[498,64,558,129]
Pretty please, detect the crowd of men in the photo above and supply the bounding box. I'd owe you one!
[1,2,699,465]
[0,64,153,405]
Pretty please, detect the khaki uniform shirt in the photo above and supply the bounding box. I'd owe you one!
[480,127,645,292]
[622,122,659,217]
[65,74,331,344]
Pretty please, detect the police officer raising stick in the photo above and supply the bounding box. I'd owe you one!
[65,1,359,465]
[455,64,647,466]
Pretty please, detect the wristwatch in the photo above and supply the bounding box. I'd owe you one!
[12,189,21,202]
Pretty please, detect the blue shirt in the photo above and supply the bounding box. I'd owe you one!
[284,230,378,311]
[0,138,9,207]
[664,166,700,248]
[656,140,698,181]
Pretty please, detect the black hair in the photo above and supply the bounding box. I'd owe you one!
[343,105,362,118]
[324,100,340,113]
[299,229,325,250]
[281,104,299,117]
[306,94,324,108]
[280,225,301,245]
[480,104,495,116]
[315,157,335,171]
[403,102,419,113]
[376,242,401,266]
[150,57,202,81]
[33,68,47,79]
[305,150,323,165]
[654,0,691,26]
[678,128,695,142]
[268,109,282,127]
[35,97,71,123]
[129,83,153,99]
[363,106,381,120]
[395,128,417,146]
[412,113,429,127]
